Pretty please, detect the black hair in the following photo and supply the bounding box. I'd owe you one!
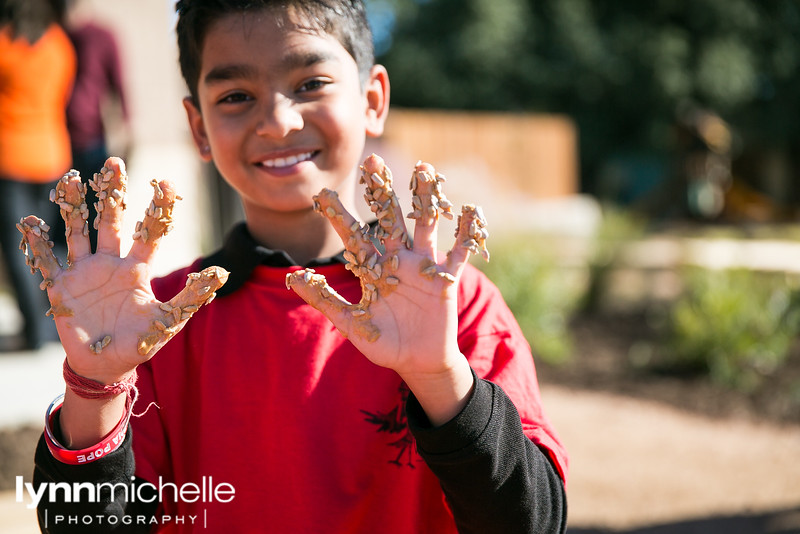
[175,0,374,104]
[0,0,66,44]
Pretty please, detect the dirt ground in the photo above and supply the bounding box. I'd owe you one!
[543,384,800,533]
[1,313,799,533]
[539,312,800,533]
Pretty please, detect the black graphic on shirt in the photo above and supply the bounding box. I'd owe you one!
[361,385,417,468]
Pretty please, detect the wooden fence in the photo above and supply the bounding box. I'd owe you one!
[377,109,579,199]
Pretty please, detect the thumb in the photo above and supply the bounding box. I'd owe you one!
[285,268,380,343]
[137,265,229,356]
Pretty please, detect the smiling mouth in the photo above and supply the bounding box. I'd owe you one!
[260,151,316,169]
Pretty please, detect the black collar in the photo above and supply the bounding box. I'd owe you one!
[200,222,347,297]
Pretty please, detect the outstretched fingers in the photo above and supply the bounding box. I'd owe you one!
[90,157,129,255]
[128,179,181,264]
[314,188,372,259]
[407,160,454,260]
[359,154,412,254]
[136,266,229,356]
[294,155,489,345]
[52,170,92,265]
[314,186,403,308]
[445,204,490,275]
[17,215,62,293]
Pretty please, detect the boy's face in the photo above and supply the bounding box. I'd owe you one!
[184,9,388,216]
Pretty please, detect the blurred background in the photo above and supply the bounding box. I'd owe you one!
[2,0,800,532]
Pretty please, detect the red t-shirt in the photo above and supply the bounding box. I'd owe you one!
[135,260,567,533]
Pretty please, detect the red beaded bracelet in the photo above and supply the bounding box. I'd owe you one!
[43,393,132,465]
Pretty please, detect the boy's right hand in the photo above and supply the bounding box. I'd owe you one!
[17,157,227,386]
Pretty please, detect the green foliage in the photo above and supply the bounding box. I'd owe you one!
[582,205,647,313]
[372,0,800,190]
[668,268,800,390]
[476,237,584,365]
[588,204,648,264]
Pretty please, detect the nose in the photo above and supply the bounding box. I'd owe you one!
[255,94,304,138]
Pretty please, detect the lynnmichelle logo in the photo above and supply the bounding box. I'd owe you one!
[16,476,235,528]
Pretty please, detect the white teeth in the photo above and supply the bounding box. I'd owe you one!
[263,151,313,168]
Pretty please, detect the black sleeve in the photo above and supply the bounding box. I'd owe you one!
[33,412,158,533]
[406,371,567,534]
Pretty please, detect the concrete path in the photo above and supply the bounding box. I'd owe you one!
[0,491,38,534]
[0,342,65,429]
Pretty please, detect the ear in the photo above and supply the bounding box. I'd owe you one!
[364,64,390,138]
[183,97,213,162]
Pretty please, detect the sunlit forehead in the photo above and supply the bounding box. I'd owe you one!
[202,11,347,87]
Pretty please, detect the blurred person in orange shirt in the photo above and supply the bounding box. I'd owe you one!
[0,0,76,351]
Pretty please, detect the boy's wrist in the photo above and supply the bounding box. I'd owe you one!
[399,357,475,427]
[59,387,129,449]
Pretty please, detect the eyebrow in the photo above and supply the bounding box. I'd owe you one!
[204,64,258,85]
[203,51,340,86]
[281,50,340,72]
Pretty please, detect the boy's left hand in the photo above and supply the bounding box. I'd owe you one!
[286,154,489,423]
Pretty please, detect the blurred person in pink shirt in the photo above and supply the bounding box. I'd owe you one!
[65,0,131,252]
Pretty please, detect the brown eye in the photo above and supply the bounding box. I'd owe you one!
[298,79,328,93]
[219,92,251,104]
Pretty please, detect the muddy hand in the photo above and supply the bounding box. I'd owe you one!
[17,157,228,385]
[286,154,489,375]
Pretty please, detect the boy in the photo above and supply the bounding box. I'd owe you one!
[22,1,567,532]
